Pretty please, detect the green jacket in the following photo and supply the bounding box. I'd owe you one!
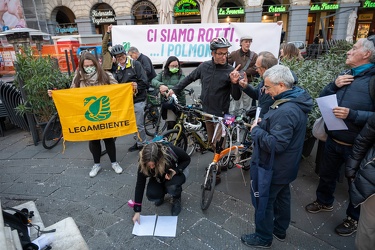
[151,70,186,105]
[102,32,113,71]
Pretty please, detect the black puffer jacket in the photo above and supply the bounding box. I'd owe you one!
[320,66,375,144]
[346,113,375,207]
[172,59,241,116]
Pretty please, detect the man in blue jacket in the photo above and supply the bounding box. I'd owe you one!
[241,65,313,248]
[305,36,375,237]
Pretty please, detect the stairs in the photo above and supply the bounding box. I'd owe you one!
[1,200,88,250]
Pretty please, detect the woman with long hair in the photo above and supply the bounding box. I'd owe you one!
[151,56,186,129]
[132,142,190,224]
[279,43,304,61]
[49,52,121,178]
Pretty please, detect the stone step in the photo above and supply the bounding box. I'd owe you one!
[1,200,88,250]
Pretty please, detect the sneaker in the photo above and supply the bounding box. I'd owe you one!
[128,143,143,152]
[335,217,357,236]
[111,162,123,174]
[305,201,333,213]
[273,232,286,242]
[171,198,181,216]
[241,233,272,248]
[89,164,101,177]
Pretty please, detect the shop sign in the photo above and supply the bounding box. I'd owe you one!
[218,7,245,16]
[267,5,287,13]
[174,0,200,16]
[91,9,116,25]
[55,24,78,34]
[358,13,373,21]
[310,3,339,11]
[363,0,375,8]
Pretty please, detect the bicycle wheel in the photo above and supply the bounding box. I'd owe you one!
[162,129,188,151]
[201,163,217,210]
[144,106,167,136]
[185,132,196,156]
[42,113,62,149]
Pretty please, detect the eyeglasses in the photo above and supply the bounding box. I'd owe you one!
[253,65,262,70]
[368,35,375,47]
[115,54,125,59]
[214,52,229,57]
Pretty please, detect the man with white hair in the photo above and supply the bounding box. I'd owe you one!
[241,65,313,248]
[306,36,375,237]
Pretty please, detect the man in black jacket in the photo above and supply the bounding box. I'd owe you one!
[111,44,149,152]
[128,46,157,85]
[168,37,242,184]
[305,36,375,237]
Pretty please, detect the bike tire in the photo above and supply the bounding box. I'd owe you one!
[162,129,188,151]
[42,113,62,149]
[185,133,196,156]
[144,107,167,136]
[201,164,217,210]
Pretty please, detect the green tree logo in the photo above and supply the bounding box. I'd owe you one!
[123,42,131,52]
[84,96,111,122]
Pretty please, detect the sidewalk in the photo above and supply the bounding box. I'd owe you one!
[0,123,356,250]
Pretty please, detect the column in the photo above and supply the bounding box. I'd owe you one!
[332,2,360,40]
[245,7,262,22]
[75,18,95,35]
[287,5,310,42]
[116,15,135,25]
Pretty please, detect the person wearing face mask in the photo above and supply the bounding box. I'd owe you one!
[48,52,121,178]
[151,56,186,129]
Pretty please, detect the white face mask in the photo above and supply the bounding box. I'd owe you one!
[84,66,96,74]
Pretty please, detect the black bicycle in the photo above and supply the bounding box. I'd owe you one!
[42,112,62,149]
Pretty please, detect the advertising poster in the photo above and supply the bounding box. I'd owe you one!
[0,0,27,31]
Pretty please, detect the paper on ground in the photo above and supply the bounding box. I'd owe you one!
[132,215,157,236]
[154,216,178,237]
[316,94,348,130]
[132,215,178,237]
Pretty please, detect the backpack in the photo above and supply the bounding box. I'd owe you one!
[2,207,38,250]
[151,136,178,162]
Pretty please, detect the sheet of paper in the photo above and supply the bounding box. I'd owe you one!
[154,216,178,237]
[316,94,348,131]
[132,215,157,236]
[255,107,261,124]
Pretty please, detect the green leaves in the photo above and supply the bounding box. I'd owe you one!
[13,46,73,123]
[281,41,352,137]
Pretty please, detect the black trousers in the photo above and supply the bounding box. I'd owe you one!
[89,138,116,164]
[146,173,186,201]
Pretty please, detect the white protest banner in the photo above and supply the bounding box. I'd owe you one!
[112,23,281,64]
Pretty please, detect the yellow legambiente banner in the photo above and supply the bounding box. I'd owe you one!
[52,84,137,141]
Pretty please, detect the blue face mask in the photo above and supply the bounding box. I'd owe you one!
[84,66,96,74]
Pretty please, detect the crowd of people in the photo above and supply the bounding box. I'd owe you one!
[48,25,375,249]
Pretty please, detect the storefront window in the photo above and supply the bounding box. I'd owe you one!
[132,1,158,25]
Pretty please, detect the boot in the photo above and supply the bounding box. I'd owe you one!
[167,121,176,130]
[171,197,182,216]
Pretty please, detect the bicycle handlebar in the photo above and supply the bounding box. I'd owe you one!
[195,110,252,128]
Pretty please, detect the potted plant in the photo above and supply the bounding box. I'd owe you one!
[281,40,352,157]
[13,47,72,130]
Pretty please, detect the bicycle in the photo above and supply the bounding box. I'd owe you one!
[42,112,115,156]
[144,87,167,137]
[198,112,252,210]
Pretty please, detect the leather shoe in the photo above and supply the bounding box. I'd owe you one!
[171,198,181,216]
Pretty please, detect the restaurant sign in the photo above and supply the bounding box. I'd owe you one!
[174,0,200,16]
[91,10,116,25]
[363,0,375,8]
[218,7,245,16]
[55,24,78,34]
[310,3,339,11]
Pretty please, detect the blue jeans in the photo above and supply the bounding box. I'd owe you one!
[316,136,360,221]
[134,101,146,146]
[255,183,291,242]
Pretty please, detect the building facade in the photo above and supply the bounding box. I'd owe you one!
[22,0,375,45]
